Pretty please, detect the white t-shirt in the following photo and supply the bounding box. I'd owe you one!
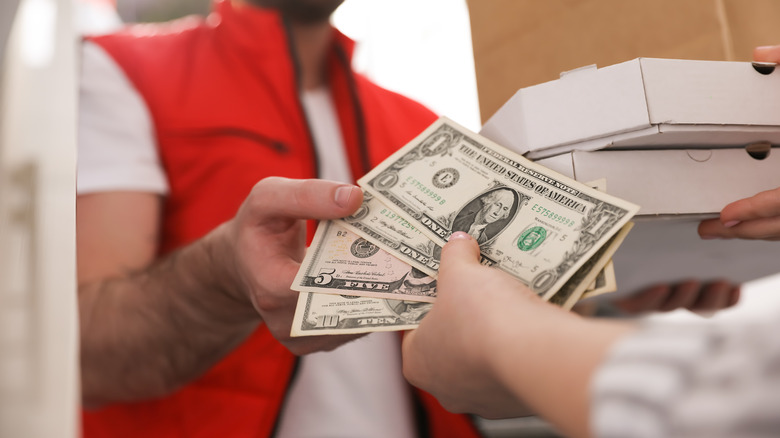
[78,41,416,438]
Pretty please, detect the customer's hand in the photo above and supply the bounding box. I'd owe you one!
[402,232,574,418]
[402,232,635,437]
[608,280,741,314]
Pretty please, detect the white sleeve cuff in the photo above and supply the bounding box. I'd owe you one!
[591,315,780,438]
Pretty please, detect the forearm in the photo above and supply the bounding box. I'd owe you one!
[79,224,260,407]
[492,312,635,438]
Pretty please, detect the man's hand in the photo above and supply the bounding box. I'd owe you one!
[79,177,366,405]
[698,187,780,241]
[697,45,780,242]
[754,44,780,63]
[213,177,366,355]
[607,280,741,315]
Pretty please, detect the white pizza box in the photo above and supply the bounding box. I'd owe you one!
[532,149,780,295]
[606,216,779,299]
[536,146,780,216]
[522,148,780,295]
[481,58,780,160]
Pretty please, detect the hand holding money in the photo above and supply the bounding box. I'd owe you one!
[291,117,639,336]
[216,177,370,352]
[402,231,585,419]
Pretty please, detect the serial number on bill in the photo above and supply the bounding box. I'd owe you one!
[531,204,575,227]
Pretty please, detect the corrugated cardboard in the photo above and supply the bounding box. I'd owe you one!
[468,0,780,123]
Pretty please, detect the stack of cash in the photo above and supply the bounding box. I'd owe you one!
[290,117,639,336]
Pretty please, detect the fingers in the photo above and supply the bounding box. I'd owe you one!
[612,284,671,314]
[726,287,741,308]
[613,280,701,314]
[720,187,780,224]
[613,280,741,315]
[246,177,364,225]
[754,45,780,63]
[439,231,482,273]
[657,280,701,312]
[698,187,780,240]
[699,216,780,240]
[688,281,741,312]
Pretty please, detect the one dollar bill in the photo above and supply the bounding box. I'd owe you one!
[582,261,617,300]
[358,117,639,300]
[548,222,633,310]
[337,192,441,277]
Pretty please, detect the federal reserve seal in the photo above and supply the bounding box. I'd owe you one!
[432,167,459,189]
[350,238,379,258]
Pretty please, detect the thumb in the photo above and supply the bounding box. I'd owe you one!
[245,177,364,223]
[754,45,780,63]
[440,231,482,271]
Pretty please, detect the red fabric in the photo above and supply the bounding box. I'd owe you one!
[82,1,481,437]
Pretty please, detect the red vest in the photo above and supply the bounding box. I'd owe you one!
[83,2,482,437]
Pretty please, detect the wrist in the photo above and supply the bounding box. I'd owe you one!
[184,222,260,324]
[493,309,635,438]
[488,301,581,384]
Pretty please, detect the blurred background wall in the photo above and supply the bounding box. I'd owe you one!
[467,0,780,122]
[0,0,20,72]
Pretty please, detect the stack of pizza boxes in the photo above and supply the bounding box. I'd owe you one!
[480,58,780,296]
